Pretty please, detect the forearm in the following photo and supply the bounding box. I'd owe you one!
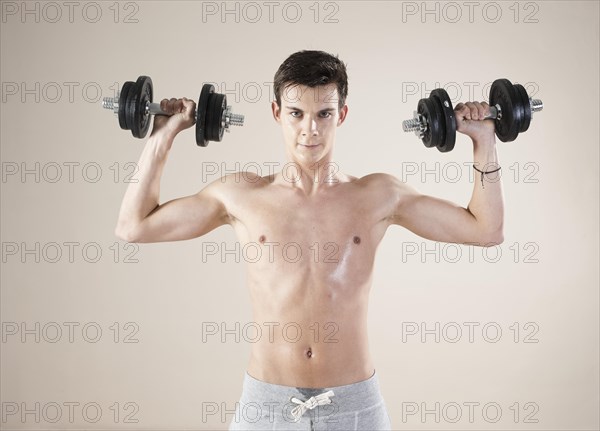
[115,131,175,237]
[467,135,505,243]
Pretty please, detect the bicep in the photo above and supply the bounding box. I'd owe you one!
[133,186,229,243]
[392,185,484,245]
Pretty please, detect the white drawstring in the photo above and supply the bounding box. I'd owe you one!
[289,390,335,422]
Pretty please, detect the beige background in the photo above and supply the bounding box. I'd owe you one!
[1,1,598,429]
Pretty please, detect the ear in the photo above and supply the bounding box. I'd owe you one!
[271,101,281,123]
[337,104,348,126]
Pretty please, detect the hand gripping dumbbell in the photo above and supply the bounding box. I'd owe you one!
[102,75,245,146]
[402,78,543,152]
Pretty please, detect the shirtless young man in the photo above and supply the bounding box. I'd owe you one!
[115,50,504,430]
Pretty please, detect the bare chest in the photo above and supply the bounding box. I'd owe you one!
[227,186,390,273]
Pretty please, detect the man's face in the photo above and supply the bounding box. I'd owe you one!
[272,83,348,166]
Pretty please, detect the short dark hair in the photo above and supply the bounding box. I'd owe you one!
[273,50,348,111]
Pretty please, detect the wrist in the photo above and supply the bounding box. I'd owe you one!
[147,130,175,156]
[472,134,497,148]
[473,137,496,150]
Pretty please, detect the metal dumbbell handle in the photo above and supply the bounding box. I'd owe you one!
[402,98,543,133]
[146,102,245,130]
[102,96,245,129]
[146,102,170,116]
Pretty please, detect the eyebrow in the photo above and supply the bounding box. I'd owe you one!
[285,107,336,112]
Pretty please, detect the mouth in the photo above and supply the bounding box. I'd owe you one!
[298,143,321,148]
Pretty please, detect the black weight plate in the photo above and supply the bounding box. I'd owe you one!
[138,76,153,138]
[204,93,216,142]
[218,94,228,141]
[430,96,446,151]
[514,84,531,133]
[125,80,137,137]
[208,93,225,142]
[416,99,432,147]
[214,93,226,142]
[130,76,153,139]
[512,83,525,139]
[129,76,145,138]
[118,81,134,130]
[417,96,445,150]
[417,98,434,148]
[490,79,520,142]
[430,89,456,153]
[196,84,215,147]
[207,93,221,141]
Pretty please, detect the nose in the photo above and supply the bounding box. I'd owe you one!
[301,116,318,137]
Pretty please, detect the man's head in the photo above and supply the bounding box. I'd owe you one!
[272,50,349,167]
[273,50,348,111]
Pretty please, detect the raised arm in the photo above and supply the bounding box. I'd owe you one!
[391,101,504,246]
[114,97,229,243]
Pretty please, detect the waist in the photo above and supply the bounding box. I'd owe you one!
[248,342,373,388]
[239,369,384,416]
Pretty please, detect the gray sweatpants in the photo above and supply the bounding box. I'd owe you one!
[228,370,392,431]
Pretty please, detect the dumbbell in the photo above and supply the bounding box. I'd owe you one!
[402,78,543,152]
[102,75,244,146]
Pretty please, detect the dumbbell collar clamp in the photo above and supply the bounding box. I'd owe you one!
[405,111,428,139]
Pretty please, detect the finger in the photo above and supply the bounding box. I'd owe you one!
[176,98,190,116]
[187,101,197,121]
[481,102,491,118]
[474,101,487,119]
[160,98,170,112]
[473,102,484,120]
[182,98,196,112]
[470,101,482,119]
[465,102,479,120]
[457,102,471,120]
[161,98,175,114]
[173,98,187,113]
[480,101,490,119]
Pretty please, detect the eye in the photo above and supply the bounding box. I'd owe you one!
[290,111,302,118]
[319,111,332,118]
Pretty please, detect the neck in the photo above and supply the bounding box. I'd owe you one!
[280,159,342,195]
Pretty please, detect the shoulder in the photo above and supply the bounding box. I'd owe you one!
[195,171,270,209]
[339,173,421,223]
[355,172,416,194]
[354,173,422,218]
[203,171,271,193]
[195,171,273,224]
